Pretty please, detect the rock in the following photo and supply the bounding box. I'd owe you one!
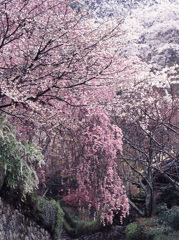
[111,230,123,240]
[114,225,124,233]
[0,196,52,240]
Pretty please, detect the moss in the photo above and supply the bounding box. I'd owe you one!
[62,207,78,228]
[125,223,138,240]
[63,219,75,236]
[62,206,101,237]
[63,217,101,237]
[75,218,101,236]
[84,218,101,232]
[54,202,65,238]
[37,196,64,239]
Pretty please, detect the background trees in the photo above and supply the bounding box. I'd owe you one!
[112,67,179,217]
[122,0,179,70]
[109,0,179,217]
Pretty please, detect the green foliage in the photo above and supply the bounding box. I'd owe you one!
[153,203,169,216]
[126,205,179,240]
[125,223,137,240]
[37,196,64,239]
[63,219,75,235]
[144,226,165,240]
[0,161,4,189]
[160,185,179,208]
[0,117,44,195]
[158,206,179,231]
[153,231,179,240]
[62,206,101,237]
[62,206,79,229]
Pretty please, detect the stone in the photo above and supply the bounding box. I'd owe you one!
[111,230,122,240]
[114,225,124,233]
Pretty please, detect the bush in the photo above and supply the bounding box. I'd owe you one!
[0,117,44,195]
[160,185,179,208]
[153,231,179,240]
[144,226,165,240]
[153,203,169,216]
[126,205,179,240]
[158,206,179,231]
[128,219,165,240]
[37,196,64,239]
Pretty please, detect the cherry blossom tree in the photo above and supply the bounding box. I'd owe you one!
[0,0,145,225]
[109,0,179,216]
[112,64,179,217]
[122,0,179,70]
[0,0,141,134]
[55,107,129,225]
[112,2,179,215]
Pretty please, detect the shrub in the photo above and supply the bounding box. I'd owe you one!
[160,185,179,208]
[153,231,179,240]
[144,226,165,240]
[153,203,169,216]
[37,196,64,239]
[158,206,179,231]
[0,117,44,195]
[136,215,177,240]
[127,206,179,240]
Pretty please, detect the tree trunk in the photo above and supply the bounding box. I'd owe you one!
[145,167,153,217]
[145,188,153,217]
